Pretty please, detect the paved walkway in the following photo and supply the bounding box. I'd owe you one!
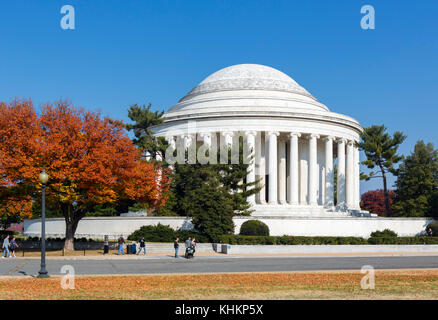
[0,255,437,277]
[7,250,438,260]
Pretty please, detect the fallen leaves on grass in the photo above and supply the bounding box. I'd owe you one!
[0,270,437,300]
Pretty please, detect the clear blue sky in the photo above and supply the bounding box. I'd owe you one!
[1,1,437,193]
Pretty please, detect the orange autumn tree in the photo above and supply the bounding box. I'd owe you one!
[0,99,169,250]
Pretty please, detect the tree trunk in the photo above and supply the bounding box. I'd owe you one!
[64,220,78,251]
[63,205,84,251]
[380,165,390,217]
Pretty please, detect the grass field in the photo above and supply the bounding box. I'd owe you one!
[0,270,437,300]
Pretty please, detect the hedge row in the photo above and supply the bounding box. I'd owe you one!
[128,224,210,243]
[218,235,438,245]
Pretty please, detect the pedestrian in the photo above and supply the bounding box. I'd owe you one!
[184,237,192,258]
[191,237,197,257]
[174,237,179,258]
[2,235,10,258]
[9,237,18,258]
[427,227,434,237]
[118,234,125,255]
[137,237,146,255]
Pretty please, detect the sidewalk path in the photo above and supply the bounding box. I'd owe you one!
[8,250,438,260]
[0,255,437,277]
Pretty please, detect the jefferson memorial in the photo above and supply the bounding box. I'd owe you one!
[24,64,432,238]
[153,64,368,217]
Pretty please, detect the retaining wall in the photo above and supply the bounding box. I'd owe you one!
[24,216,434,239]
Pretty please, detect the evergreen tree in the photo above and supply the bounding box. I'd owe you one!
[358,125,406,217]
[169,162,235,241]
[392,141,438,217]
[125,103,168,159]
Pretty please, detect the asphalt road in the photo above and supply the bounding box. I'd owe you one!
[0,255,437,277]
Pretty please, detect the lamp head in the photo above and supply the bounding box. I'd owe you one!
[39,169,49,184]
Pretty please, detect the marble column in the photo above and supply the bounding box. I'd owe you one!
[183,134,194,149]
[278,138,287,204]
[267,131,280,204]
[337,138,346,208]
[289,133,301,205]
[245,131,257,205]
[199,132,212,146]
[346,140,354,208]
[222,131,233,146]
[184,133,196,164]
[220,131,234,164]
[255,132,266,204]
[324,136,334,207]
[164,136,176,166]
[354,144,361,209]
[308,134,320,206]
[176,135,185,164]
[198,132,216,165]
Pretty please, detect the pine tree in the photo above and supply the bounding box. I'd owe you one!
[358,125,406,217]
[125,103,168,159]
[169,162,235,241]
[392,141,438,217]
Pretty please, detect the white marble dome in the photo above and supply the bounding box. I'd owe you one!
[180,64,314,102]
[167,64,334,117]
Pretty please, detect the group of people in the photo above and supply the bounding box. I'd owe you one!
[173,237,197,259]
[116,235,148,255]
[1,235,19,258]
[116,235,198,258]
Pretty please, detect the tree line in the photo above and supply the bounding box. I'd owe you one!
[358,125,438,218]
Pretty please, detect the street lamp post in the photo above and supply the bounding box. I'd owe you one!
[38,169,49,278]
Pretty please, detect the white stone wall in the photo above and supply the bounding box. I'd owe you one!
[24,216,433,239]
[23,217,194,240]
[234,216,434,237]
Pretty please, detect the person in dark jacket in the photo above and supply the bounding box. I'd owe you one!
[117,235,125,255]
[9,238,18,258]
[184,237,192,258]
[174,238,179,258]
[137,237,146,255]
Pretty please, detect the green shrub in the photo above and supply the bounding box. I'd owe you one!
[427,222,438,236]
[369,229,398,238]
[240,220,270,236]
[127,223,209,243]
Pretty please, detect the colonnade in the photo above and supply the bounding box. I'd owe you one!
[165,131,361,211]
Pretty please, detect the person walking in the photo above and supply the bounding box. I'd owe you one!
[191,238,197,258]
[137,237,146,255]
[184,237,192,258]
[174,237,179,258]
[2,235,10,258]
[117,235,125,255]
[9,237,18,258]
